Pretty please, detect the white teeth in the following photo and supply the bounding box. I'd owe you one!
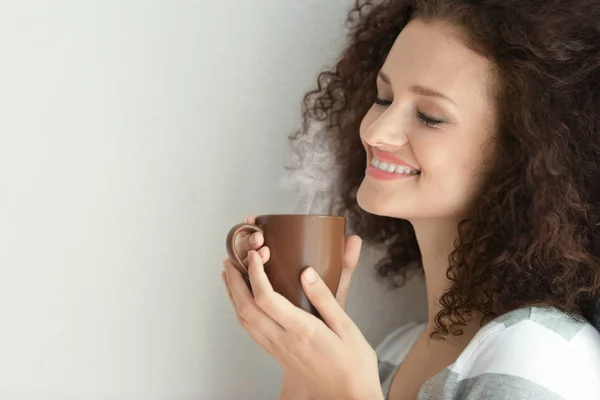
[371,157,419,175]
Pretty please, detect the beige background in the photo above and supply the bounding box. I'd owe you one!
[0,1,426,398]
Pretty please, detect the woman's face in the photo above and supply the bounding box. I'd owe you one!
[357,18,497,222]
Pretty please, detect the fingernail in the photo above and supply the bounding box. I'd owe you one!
[304,268,317,284]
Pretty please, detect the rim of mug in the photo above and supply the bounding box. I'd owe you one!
[255,214,345,220]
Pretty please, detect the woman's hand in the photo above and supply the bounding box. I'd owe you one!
[278,234,364,400]
[233,215,270,267]
[221,235,384,400]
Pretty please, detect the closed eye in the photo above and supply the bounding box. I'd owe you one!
[374,97,392,106]
[374,97,447,128]
[417,111,445,127]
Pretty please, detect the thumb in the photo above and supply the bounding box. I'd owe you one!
[335,235,362,310]
[302,267,354,336]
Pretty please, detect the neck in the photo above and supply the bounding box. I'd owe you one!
[411,218,462,331]
[410,218,484,345]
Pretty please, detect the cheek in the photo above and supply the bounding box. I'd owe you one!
[413,131,488,177]
[410,133,450,171]
[413,135,489,208]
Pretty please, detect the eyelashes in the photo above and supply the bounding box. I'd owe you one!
[374,97,393,106]
[374,97,446,128]
[417,111,445,128]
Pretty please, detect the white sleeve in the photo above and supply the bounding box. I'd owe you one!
[446,320,600,400]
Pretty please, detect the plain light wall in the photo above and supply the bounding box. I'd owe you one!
[0,1,426,399]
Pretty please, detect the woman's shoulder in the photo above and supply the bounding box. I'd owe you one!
[459,306,600,371]
[442,306,600,399]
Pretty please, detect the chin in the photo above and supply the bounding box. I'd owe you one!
[357,184,404,218]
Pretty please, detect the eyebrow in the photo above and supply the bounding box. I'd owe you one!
[378,71,457,106]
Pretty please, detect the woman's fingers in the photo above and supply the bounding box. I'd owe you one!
[222,270,235,306]
[246,251,306,331]
[223,259,285,343]
[301,267,355,337]
[235,215,265,265]
[242,245,270,266]
[221,271,278,355]
[335,235,362,310]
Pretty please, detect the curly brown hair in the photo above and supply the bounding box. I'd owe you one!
[290,0,600,337]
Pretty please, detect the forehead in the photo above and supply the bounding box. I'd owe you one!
[381,18,494,106]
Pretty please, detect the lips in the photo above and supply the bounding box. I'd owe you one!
[371,148,419,171]
[371,158,420,175]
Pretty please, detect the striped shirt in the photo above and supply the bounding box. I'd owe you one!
[376,307,600,399]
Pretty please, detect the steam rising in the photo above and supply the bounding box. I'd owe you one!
[279,122,341,215]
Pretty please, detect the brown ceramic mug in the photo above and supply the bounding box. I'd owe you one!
[226,214,345,317]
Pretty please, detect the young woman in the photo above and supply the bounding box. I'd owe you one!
[222,0,600,398]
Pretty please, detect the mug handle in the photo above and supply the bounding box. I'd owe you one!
[226,223,263,275]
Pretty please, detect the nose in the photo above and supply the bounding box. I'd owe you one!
[361,105,410,148]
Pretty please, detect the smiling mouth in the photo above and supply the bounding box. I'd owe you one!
[371,157,421,175]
